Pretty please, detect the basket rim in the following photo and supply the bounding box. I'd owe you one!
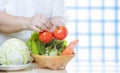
[31,54,75,58]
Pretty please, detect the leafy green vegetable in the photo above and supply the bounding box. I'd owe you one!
[49,45,58,56]
[45,46,52,55]
[0,38,32,65]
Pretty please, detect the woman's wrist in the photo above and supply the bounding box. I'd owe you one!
[21,17,31,30]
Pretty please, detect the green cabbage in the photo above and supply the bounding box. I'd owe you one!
[0,38,32,65]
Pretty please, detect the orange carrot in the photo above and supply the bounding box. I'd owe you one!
[61,39,79,55]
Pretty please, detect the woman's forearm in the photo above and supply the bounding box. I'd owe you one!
[0,12,29,34]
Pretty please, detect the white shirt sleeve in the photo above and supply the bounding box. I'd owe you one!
[0,0,7,12]
[51,0,68,20]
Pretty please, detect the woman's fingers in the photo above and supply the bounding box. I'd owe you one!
[44,20,56,32]
[28,14,66,32]
[28,24,41,32]
[38,14,49,24]
[28,13,50,32]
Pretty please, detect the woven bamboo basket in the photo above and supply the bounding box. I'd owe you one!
[31,54,75,70]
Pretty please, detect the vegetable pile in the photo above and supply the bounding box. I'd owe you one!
[26,26,79,56]
[26,32,68,56]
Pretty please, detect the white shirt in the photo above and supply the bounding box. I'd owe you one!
[0,0,66,45]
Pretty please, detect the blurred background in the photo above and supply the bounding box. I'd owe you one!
[64,0,120,73]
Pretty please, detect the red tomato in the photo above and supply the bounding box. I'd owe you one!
[53,26,68,40]
[39,31,53,43]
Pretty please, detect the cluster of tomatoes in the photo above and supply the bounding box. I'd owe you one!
[39,26,68,43]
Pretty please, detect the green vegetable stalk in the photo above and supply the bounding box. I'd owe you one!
[36,39,45,55]
[31,40,39,54]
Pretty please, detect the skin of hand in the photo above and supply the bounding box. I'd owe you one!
[46,16,66,32]
[26,14,50,32]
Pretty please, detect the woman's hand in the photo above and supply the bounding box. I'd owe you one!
[51,16,66,26]
[26,14,49,32]
[46,16,66,32]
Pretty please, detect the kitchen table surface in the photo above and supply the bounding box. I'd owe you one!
[0,61,120,73]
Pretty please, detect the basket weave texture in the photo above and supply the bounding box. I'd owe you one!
[32,54,75,70]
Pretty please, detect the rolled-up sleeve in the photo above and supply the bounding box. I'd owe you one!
[0,0,7,12]
[51,0,68,20]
